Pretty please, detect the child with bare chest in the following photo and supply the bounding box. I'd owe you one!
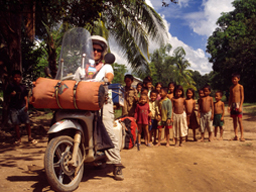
[198,85,214,142]
[228,73,244,142]
[171,85,188,146]
[185,88,199,141]
[213,91,225,140]
[167,82,175,100]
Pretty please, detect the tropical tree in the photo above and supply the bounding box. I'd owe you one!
[87,0,167,75]
[206,0,256,102]
[112,63,127,85]
[148,44,196,90]
[191,70,215,98]
[171,47,196,90]
[0,0,175,122]
[149,44,173,86]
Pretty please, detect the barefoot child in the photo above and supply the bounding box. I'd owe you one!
[122,74,138,117]
[171,85,188,146]
[155,82,163,101]
[167,82,175,100]
[185,88,199,141]
[197,89,204,105]
[149,90,160,145]
[7,70,37,145]
[198,85,214,142]
[143,77,153,97]
[136,82,143,98]
[157,87,172,147]
[228,73,244,142]
[134,94,151,146]
[213,91,225,140]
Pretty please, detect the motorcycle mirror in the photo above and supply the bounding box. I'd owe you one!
[104,53,115,64]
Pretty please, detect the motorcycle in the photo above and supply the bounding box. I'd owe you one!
[43,28,113,192]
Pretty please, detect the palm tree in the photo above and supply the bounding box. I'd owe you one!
[171,47,196,90]
[149,44,173,85]
[87,1,167,74]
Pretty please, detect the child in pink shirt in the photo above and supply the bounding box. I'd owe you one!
[134,94,151,147]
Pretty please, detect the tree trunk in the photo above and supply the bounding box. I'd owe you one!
[0,4,22,125]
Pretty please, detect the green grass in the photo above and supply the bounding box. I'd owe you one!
[243,103,256,107]
[114,108,122,119]
[243,103,256,115]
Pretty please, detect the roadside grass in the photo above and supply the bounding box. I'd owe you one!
[243,103,256,115]
[223,103,256,115]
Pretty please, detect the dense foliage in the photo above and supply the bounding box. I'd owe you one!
[143,44,196,91]
[207,0,256,102]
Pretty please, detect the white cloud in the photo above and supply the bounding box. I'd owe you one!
[178,0,190,7]
[110,0,234,75]
[145,0,154,8]
[185,0,234,36]
[164,33,211,74]
[110,21,211,75]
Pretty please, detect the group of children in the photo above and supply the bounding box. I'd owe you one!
[8,70,244,147]
[122,73,245,148]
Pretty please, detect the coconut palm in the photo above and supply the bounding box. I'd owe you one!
[149,44,173,85]
[87,1,167,74]
[171,47,196,90]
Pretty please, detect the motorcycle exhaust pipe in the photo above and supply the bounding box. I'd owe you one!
[69,131,81,167]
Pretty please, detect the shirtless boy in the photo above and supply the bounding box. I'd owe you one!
[171,85,187,146]
[228,73,244,142]
[213,91,225,140]
[198,85,214,142]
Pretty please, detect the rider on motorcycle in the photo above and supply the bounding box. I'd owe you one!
[90,35,124,180]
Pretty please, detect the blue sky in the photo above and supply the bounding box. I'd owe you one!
[111,0,235,75]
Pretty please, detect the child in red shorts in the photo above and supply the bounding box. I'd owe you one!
[157,87,172,147]
[228,73,244,142]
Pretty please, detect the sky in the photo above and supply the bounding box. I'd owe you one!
[110,0,235,75]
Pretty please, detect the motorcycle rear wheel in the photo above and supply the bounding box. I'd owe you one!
[44,135,84,192]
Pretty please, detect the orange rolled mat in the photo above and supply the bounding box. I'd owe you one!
[30,77,105,110]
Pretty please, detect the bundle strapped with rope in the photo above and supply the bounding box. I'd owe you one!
[30,77,105,110]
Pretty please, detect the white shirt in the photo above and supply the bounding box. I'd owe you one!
[94,64,114,82]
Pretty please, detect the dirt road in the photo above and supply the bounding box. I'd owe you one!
[0,109,256,192]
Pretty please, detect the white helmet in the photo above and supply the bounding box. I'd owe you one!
[89,35,108,55]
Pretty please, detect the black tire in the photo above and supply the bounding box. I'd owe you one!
[44,136,84,192]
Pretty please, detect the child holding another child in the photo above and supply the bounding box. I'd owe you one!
[171,85,188,147]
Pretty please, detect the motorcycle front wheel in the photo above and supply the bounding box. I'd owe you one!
[44,135,84,192]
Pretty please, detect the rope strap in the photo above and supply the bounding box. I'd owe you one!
[55,81,63,109]
[73,81,80,109]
